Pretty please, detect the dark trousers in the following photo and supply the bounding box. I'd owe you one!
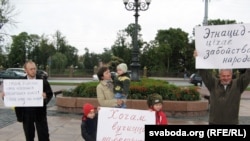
[22,111,50,141]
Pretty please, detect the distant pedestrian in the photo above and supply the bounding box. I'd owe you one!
[81,103,98,141]
[147,93,168,125]
[113,63,130,108]
[184,68,188,80]
[184,73,187,80]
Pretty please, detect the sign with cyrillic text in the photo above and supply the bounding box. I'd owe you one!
[195,23,250,69]
[3,79,43,107]
[96,107,155,141]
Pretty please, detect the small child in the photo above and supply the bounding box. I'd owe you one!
[81,103,98,141]
[113,63,130,108]
[147,93,168,125]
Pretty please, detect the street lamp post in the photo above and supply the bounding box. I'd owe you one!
[203,0,209,26]
[123,0,151,81]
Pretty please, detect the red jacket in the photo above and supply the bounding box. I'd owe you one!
[150,107,168,125]
[155,110,168,125]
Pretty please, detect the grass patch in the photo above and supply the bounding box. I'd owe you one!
[246,87,250,91]
[49,82,80,86]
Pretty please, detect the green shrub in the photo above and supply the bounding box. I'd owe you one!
[83,82,98,98]
[62,78,201,101]
[73,83,87,96]
[178,87,201,101]
[62,82,99,97]
[62,88,77,97]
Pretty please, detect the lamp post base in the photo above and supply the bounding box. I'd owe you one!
[130,62,140,81]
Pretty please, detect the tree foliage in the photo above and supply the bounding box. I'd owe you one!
[0,0,16,68]
[36,35,56,69]
[51,52,67,72]
[8,32,29,67]
[154,28,191,72]
[0,18,240,77]
[111,30,131,67]
[0,0,16,37]
[108,56,124,72]
[208,19,237,25]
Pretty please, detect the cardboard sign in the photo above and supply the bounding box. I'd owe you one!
[3,79,43,107]
[96,107,155,141]
[195,23,250,69]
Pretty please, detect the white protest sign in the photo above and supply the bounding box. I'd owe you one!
[3,79,43,107]
[195,23,250,69]
[96,107,155,141]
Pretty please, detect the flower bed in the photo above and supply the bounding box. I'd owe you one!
[56,78,209,116]
[55,95,208,117]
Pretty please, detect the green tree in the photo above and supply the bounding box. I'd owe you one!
[141,41,160,75]
[155,28,190,73]
[140,40,171,76]
[124,23,144,65]
[8,32,53,68]
[111,30,131,66]
[99,48,112,64]
[33,35,56,69]
[53,30,67,52]
[109,56,124,72]
[124,23,141,39]
[0,0,16,40]
[51,52,67,73]
[0,0,16,67]
[8,32,30,67]
[208,19,236,25]
[26,34,40,61]
[64,45,78,67]
[0,43,7,68]
[183,39,196,74]
[52,30,78,67]
[83,48,99,71]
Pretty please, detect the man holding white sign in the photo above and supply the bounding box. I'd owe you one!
[1,60,53,141]
[194,23,250,125]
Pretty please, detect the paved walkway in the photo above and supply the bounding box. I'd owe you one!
[0,83,250,141]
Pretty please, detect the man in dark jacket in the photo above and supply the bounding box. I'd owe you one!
[13,60,53,141]
[194,50,250,124]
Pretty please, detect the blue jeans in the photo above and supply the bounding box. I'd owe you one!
[114,93,127,108]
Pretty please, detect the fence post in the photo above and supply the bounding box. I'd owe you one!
[143,66,147,78]
[94,65,98,74]
[46,65,50,77]
[69,65,74,77]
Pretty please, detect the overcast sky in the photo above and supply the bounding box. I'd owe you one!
[4,0,250,54]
